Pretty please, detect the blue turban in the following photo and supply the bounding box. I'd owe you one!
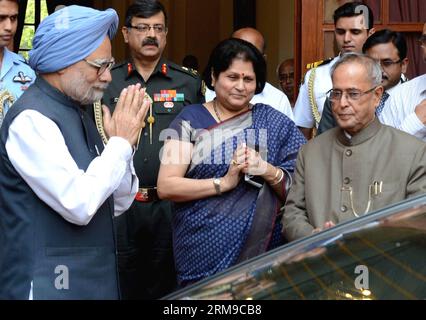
[29,5,118,73]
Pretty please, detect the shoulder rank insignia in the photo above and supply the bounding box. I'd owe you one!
[127,63,133,77]
[201,80,206,97]
[182,66,198,77]
[13,71,32,84]
[306,57,333,70]
[161,63,168,76]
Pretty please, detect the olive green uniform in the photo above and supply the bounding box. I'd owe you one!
[101,58,204,299]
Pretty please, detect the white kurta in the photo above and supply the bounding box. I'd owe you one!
[380,74,426,141]
[6,110,138,226]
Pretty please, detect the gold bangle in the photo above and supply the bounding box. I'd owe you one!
[273,168,280,180]
[271,169,284,186]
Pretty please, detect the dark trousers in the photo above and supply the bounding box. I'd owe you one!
[115,200,177,300]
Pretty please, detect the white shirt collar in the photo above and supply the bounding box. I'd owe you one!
[343,131,352,140]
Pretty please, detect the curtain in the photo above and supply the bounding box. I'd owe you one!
[389,0,426,23]
[388,0,426,79]
[404,33,426,80]
[363,0,380,23]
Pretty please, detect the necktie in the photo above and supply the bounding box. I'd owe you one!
[376,92,390,116]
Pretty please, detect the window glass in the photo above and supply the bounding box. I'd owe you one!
[172,205,426,300]
[19,0,48,60]
[24,0,35,24]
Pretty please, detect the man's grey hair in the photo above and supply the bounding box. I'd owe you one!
[331,53,382,87]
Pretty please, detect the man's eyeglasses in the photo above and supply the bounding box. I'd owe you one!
[419,35,426,48]
[279,72,294,82]
[127,24,166,34]
[84,58,115,76]
[327,86,377,101]
[378,59,402,69]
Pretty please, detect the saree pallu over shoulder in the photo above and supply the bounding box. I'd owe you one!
[188,108,254,172]
[171,104,306,284]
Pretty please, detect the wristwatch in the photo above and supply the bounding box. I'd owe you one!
[213,178,222,195]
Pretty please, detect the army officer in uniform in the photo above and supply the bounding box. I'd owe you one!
[97,0,204,300]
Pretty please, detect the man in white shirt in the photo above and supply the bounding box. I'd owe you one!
[205,27,294,121]
[0,6,149,300]
[294,2,375,139]
[380,23,426,141]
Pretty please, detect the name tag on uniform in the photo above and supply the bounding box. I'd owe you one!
[164,102,174,109]
[153,90,185,115]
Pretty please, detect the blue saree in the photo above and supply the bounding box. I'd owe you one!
[167,103,306,285]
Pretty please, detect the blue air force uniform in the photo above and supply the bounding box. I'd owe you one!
[0,48,35,126]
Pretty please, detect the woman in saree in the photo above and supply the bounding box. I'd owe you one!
[157,38,306,286]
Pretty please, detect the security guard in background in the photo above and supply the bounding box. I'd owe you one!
[0,0,35,127]
[96,0,204,300]
[293,1,374,140]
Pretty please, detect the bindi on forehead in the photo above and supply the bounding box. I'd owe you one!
[228,70,253,78]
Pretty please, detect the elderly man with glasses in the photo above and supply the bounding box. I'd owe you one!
[0,6,150,299]
[282,53,426,242]
[318,29,410,135]
[97,0,204,300]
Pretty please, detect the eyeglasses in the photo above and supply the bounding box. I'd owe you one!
[419,35,426,48]
[279,72,294,82]
[327,86,377,101]
[84,58,115,76]
[127,24,166,34]
[378,59,402,69]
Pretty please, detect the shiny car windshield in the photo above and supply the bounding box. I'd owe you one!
[166,196,426,300]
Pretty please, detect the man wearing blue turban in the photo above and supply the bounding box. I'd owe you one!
[0,5,150,299]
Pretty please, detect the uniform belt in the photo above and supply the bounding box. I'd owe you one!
[135,187,159,203]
